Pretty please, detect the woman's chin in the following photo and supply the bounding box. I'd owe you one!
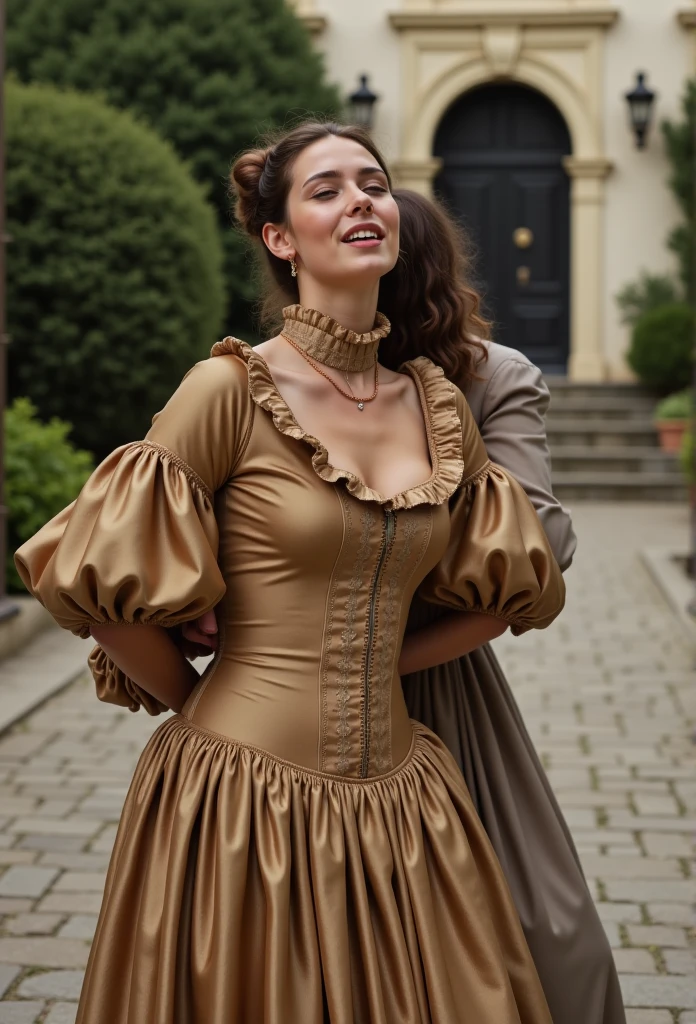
[341,252,398,281]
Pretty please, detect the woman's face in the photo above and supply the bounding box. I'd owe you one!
[264,135,400,288]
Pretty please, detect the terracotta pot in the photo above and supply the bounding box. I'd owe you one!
[655,418,688,453]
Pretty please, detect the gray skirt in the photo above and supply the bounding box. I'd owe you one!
[401,610,626,1024]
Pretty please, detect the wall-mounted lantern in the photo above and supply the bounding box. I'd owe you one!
[625,71,656,149]
[348,74,379,131]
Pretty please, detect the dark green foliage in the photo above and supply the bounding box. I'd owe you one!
[654,388,691,421]
[6,81,225,457]
[615,271,680,327]
[6,398,94,592]
[6,0,341,331]
[661,79,696,300]
[628,302,695,393]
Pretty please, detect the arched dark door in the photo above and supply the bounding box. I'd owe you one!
[434,83,572,373]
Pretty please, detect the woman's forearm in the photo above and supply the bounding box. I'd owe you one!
[398,611,508,676]
[90,624,200,713]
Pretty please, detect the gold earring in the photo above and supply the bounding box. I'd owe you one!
[289,257,298,278]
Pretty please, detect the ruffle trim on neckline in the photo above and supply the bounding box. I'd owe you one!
[209,337,465,509]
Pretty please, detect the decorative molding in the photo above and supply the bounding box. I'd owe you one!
[391,157,444,192]
[677,8,696,28]
[390,11,615,381]
[562,156,614,179]
[482,26,523,75]
[301,13,328,33]
[389,8,620,30]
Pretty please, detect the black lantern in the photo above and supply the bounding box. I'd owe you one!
[625,71,656,149]
[348,74,379,131]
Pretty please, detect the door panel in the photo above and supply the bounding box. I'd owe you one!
[434,84,571,374]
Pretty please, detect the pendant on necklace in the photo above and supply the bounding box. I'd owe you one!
[357,402,365,411]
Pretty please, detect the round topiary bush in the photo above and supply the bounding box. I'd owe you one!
[6,398,94,593]
[6,0,341,332]
[628,302,695,393]
[6,81,225,457]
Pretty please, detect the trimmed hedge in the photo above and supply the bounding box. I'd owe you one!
[6,81,225,457]
[628,303,694,394]
[7,0,341,331]
[6,398,93,593]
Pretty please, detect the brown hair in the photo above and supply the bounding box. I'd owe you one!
[230,121,489,384]
[378,190,490,383]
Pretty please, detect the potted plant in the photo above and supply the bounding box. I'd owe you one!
[654,388,692,452]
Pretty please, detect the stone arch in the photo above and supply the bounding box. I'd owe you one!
[394,53,611,380]
[405,56,599,164]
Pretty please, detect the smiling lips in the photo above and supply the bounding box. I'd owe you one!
[341,223,385,248]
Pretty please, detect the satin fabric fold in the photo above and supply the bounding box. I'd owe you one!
[76,716,552,1024]
[87,643,169,715]
[417,460,565,634]
[14,440,225,638]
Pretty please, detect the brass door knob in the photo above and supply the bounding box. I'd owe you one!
[516,265,531,286]
[513,227,534,249]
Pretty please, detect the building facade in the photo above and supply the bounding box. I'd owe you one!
[293,0,695,381]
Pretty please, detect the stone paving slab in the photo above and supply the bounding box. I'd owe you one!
[0,629,90,738]
[0,502,692,1023]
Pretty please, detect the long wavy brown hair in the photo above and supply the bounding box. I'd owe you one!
[378,190,490,383]
[230,121,490,383]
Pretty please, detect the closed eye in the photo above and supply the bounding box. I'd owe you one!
[312,185,388,201]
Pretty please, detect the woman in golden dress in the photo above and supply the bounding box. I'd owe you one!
[17,121,565,1023]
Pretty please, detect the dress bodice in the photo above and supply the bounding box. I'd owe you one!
[15,326,565,780]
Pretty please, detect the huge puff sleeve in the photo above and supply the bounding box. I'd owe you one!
[418,389,566,635]
[15,352,253,711]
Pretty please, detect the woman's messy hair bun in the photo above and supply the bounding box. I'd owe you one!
[229,147,273,238]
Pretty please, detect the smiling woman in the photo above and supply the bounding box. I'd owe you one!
[16,119,566,1024]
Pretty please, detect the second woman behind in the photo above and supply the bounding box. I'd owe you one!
[381,189,625,1024]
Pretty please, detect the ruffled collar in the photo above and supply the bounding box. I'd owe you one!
[281,304,390,373]
[210,337,464,510]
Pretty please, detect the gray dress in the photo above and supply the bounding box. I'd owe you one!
[402,341,626,1024]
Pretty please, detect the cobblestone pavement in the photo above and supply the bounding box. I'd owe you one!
[0,502,693,1023]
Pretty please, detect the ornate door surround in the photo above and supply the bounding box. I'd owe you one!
[389,5,617,381]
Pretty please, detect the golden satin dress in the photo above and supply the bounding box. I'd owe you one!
[16,311,566,1024]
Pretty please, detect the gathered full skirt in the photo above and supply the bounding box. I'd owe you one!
[75,715,552,1024]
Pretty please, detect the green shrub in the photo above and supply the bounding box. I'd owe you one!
[616,272,681,328]
[6,81,225,458]
[628,303,694,393]
[654,389,692,421]
[6,398,93,593]
[6,0,341,333]
[662,80,696,301]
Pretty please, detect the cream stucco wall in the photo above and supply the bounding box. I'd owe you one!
[302,0,403,160]
[295,0,695,379]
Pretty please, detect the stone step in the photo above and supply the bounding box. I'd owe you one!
[550,446,679,474]
[547,420,659,447]
[551,471,686,502]
[547,395,657,419]
[544,378,653,401]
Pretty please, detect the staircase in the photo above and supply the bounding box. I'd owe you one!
[545,380,686,501]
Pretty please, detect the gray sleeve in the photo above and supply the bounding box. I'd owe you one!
[479,357,577,572]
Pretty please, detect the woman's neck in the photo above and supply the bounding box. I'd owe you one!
[296,281,380,336]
